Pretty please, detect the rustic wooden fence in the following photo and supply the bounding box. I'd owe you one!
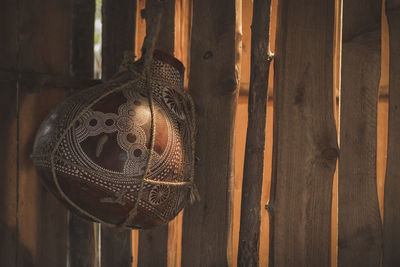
[0,0,399,266]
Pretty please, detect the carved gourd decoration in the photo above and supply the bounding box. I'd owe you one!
[31,51,197,229]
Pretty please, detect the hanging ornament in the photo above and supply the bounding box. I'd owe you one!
[31,50,198,229]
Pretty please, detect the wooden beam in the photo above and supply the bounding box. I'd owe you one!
[69,0,97,266]
[338,1,382,267]
[101,0,136,266]
[383,1,400,266]
[16,0,74,266]
[180,0,239,265]
[237,0,272,265]
[101,0,137,80]
[269,0,337,266]
[0,2,18,266]
[137,1,175,266]
[71,0,95,78]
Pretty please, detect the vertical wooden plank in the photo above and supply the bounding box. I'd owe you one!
[377,0,390,220]
[269,0,337,266]
[101,0,137,80]
[383,1,400,266]
[0,76,18,267]
[69,1,97,266]
[71,0,95,78]
[233,7,253,264]
[0,1,18,266]
[19,89,70,267]
[338,0,382,267]
[167,1,192,266]
[17,0,73,266]
[143,0,175,54]
[100,0,136,266]
[180,0,239,265]
[237,0,272,265]
[137,1,175,266]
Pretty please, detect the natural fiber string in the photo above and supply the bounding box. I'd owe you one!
[121,5,164,227]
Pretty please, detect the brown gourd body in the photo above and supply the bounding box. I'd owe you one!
[32,51,195,229]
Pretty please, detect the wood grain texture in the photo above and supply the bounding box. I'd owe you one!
[18,89,70,267]
[71,0,95,78]
[100,0,136,265]
[383,1,400,266]
[101,0,137,80]
[269,0,337,266]
[16,1,73,266]
[338,1,382,267]
[138,1,175,266]
[138,226,168,267]
[69,1,97,266]
[237,0,272,266]
[143,0,175,54]
[0,1,18,266]
[181,0,239,266]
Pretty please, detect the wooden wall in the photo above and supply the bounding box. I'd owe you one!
[0,0,397,266]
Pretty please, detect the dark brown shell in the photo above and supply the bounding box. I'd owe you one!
[32,51,195,229]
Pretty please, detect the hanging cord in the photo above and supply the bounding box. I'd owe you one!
[121,3,164,228]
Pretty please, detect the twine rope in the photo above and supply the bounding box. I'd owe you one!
[121,7,164,227]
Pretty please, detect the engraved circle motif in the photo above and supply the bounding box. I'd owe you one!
[148,185,170,205]
[162,87,186,120]
[117,126,146,151]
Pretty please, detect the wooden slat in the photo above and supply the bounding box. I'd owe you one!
[0,1,18,266]
[18,89,70,267]
[17,1,74,266]
[101,0,137,80]
[180,0,239,266]
[338,1,382,266]
[269,0,337,266]
[144,0,175,54]
[383,1,400,266]
[137,1,175,266]
[237,0,272,265]
[100,1,136,266]
[71,0,95,78]
[138,227,168,267]
[0,79,17,267]
[69,1,97,266]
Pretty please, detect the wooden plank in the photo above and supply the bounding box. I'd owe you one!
[143,0,175,54]
[101,0,137,80]
[237,0,272,265]
[338,1,382,266]
[0,79,18,267]
[100,0,136,266]
[71,0,95,78]
[138,1,175,266]
[180,0,239,266]
[17,0,73,266]
[138,226,168,267]
[69,1,97,266]
[18,89,70,267]
[0,1,18,266]
[268,0,337,266]
[383,1,400,266]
